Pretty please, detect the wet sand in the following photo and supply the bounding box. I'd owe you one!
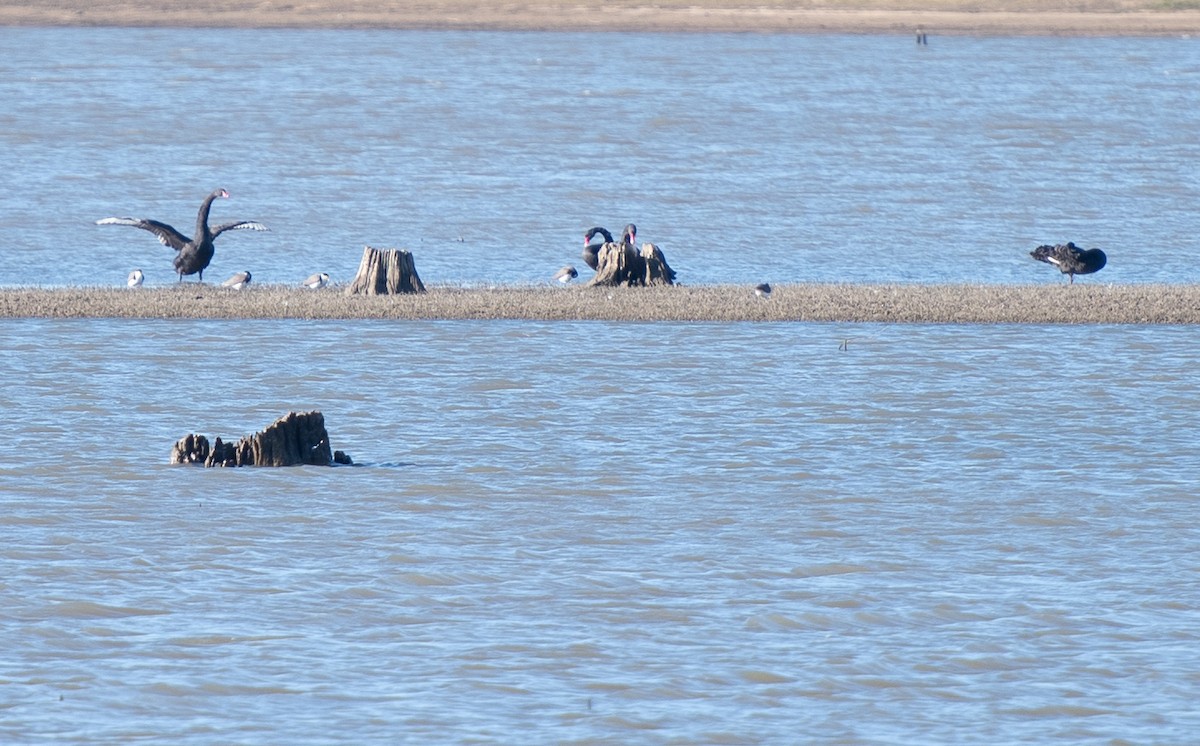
[3,0,1200,36]
[3,284,1197,324]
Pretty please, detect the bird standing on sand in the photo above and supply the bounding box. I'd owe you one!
[222,271,251,289]
[303,272,330,289]
[96,188,269,283]
[583,226,613,271]
[755,282,772,298]
[1030,242,1107,284]
[554,266,579,283]
[127,269,144,288]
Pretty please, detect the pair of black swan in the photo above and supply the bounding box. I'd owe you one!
[582,223,637,271]
[1030,242,1107,283]
[96,188,268,282]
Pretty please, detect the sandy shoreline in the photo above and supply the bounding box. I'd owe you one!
[2,284,1197,324]
[4,1,1200,36]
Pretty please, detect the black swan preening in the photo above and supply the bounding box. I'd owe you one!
[1030,242,1107,283]
[583,224,639,271]
[583,226,613,271]
[96,188,268,283]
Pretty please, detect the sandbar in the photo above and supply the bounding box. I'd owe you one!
[1,284,1196,324]
[3,1,1200,36]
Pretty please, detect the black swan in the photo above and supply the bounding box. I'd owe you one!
[1030,242,1107,283]
[554,266,578,283]
[621,223,637,247]
[127,269,144,288]
[222,270,251,289]
[303,272,330,289]
[583,226,614,271]
[755,282,772,298]
[96,188,268,283]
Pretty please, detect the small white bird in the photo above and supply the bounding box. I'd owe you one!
[754,282,772,298]
[127,269,144,288]
[554,266,579,284]
[222,271,251,290]
[302,272,330,289]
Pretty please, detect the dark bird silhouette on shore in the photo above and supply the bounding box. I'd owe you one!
[583,226,613,271]
[96,188,268,283]
[755,282,772,298]
[1030,242,1107,284]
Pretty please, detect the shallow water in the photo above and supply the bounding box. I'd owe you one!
[4,27,1200,744]
[2,29,1200,287]
[2,318,1200,743]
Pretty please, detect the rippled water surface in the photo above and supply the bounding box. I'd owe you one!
[2,28,1200,287]
[4,26,1200,745]
[2,318,1199,743]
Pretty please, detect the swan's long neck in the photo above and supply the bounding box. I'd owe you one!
[195,191,222,239]
[586,227,613,245]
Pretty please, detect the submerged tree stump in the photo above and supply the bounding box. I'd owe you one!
[347,246,426,295]
[170,411,353,467]
[587,241,676,287]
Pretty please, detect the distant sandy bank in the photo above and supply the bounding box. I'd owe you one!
[3,1,1200,36]
[2,284,1197,324]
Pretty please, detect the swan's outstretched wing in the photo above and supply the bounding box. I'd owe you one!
[211,221,269,239]
[95,217,190,251]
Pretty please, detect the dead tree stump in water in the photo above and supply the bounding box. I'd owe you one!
[347,246,426,295]
[587,241,676,287]
[170,410,353,467]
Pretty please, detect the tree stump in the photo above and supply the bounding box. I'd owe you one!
[640,243,677,286]
[587,241,676,287]
[170,411,353,467]
[346,246,426,295]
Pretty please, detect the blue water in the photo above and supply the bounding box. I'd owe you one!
[2,28,1200,287]
[3,318,1200,744]
[3,27,1200,745]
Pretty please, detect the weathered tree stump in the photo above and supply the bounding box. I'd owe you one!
[587,241,676,287]
[640,243,677,286]
[170,411,353,467]
[346,246,426,295]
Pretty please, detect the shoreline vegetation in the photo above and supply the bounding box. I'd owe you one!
[3,1,1200,36]
[2,284,1198,324]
